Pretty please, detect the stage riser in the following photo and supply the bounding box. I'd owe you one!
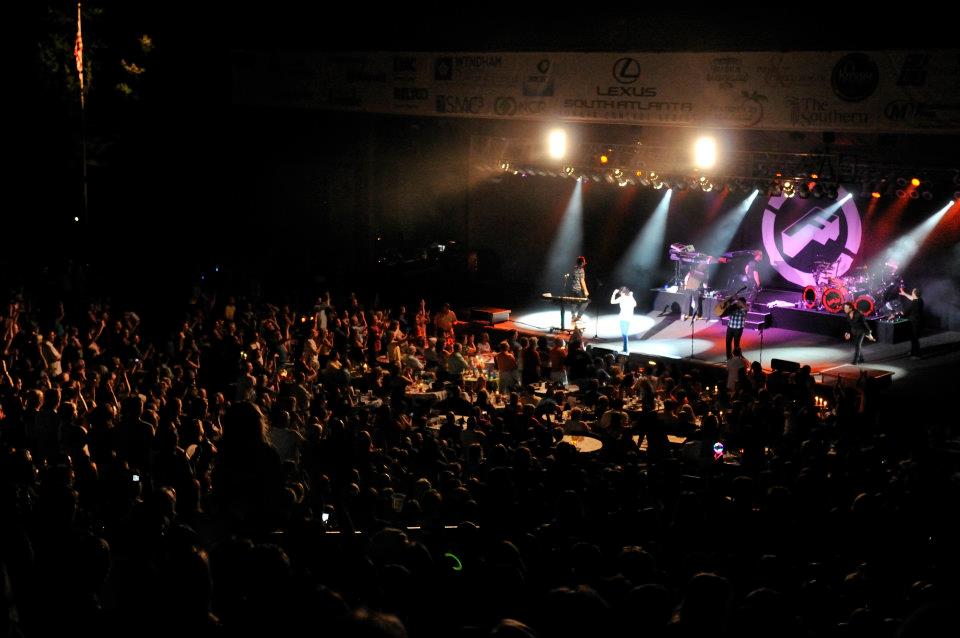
[470,307,511,324]
[652,290,722,317]
[769,307,854,335]
[821,366,894,389]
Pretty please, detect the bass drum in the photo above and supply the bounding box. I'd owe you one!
[821,286,848,313]
[801,285,818,309]
[854,294,876,316]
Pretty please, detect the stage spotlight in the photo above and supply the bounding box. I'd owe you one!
[650,171,663,189]
[871,191,881,199]
[499,161,511,171]
[613,168,624,179]
[563,165,576,177]
[693,136,717,169]
[599,154,609,165]
[783,180,796,198]
[699,176,714,192]
[911,177,921,187]
[547,129,567,160]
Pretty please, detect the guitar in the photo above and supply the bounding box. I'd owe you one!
[713,286,748,317]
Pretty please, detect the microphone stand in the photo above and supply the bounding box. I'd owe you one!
[593,279,602,339]
[687,285,705,360]
[757,325,765,368]
[690,309,696,359]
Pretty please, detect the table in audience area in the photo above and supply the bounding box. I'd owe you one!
[631,434,687,451]
[561,434,603,453]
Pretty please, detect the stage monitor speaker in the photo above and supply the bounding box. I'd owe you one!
[770,358,801,373]
[589,346,618,358]
[627,353,648,367]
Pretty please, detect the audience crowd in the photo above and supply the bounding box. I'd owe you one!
[1,283,957,638]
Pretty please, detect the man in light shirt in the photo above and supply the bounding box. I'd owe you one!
[610,287,637,353]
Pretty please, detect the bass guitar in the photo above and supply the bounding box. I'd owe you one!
[713,286,748,317]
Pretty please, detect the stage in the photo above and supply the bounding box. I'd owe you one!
[489,305,960,395]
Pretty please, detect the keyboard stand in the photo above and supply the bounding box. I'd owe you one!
[549,301,571,333]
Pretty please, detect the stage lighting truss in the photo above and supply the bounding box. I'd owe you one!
[477,135,957,199]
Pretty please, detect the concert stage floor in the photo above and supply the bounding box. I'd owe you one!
[498,307,960,397]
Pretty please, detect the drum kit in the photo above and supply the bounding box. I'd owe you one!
[802,258,901,316]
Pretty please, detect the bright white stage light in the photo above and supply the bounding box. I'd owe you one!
[547,129,567,160]
[693,136,717,170]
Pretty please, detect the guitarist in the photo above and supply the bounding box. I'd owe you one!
[718,292,748,360]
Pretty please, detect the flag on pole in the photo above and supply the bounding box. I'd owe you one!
[74,2,85,106]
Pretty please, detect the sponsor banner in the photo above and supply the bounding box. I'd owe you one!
[233,50,960,132]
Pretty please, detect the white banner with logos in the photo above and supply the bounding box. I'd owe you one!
[232,50,960,133]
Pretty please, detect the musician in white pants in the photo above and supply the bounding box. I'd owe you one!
[610,287,637,352]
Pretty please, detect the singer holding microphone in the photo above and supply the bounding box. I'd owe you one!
[610,286,636,352]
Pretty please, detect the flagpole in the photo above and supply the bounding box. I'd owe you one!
[75,2,89,225]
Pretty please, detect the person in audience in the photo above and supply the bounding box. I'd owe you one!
[0,276,951,638]
[495,341,518,392]
[434,303,457,342]
[549,338,568,386]
[476,331,492,354]
[445,342,470,380]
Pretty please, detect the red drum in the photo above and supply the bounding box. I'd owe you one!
[802,285,818,308]
[822,286,847,313]
[854,294,876,316]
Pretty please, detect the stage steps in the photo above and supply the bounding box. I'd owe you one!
[721,310,772,330]
[745,310,772,330]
